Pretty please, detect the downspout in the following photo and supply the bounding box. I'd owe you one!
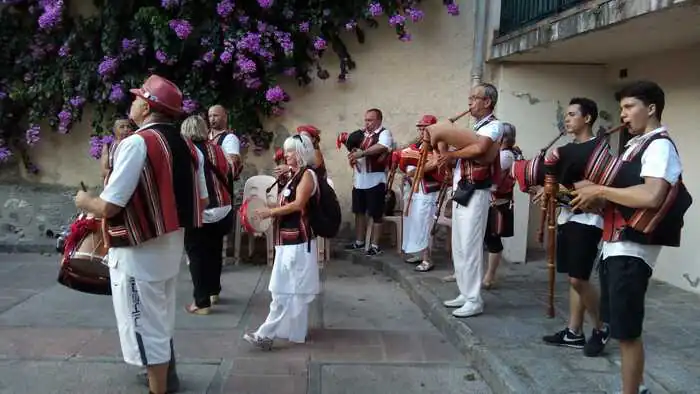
[471,0,489,87]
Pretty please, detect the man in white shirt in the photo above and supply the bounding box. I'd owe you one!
[425,83,504,318]
[541,98,609,358]
[572,81,686,394]
[345,108,394,256]
[208,104,242,175]
[75,75,208,394]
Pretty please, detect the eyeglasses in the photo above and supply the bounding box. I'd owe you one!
[468,95,486,102]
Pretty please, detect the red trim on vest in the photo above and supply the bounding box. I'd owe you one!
[105,129,201,248]
[399,145,441,194]
[201,142,233,208]
[359,129,388,173]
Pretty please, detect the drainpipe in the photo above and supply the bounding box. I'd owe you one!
[471,0,489,87]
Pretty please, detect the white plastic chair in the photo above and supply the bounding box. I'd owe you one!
[364,175,405,253]
[234,175,278,266]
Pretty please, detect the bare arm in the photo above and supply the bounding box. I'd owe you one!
[360,143,389,157]
[100,145,110,178]
[598,177,669,209]
[269,171,314,217]
[448,136,495,160]
[78,195,122,219]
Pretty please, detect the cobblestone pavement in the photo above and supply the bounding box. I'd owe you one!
[355,250,700,394]
[0,252,491,394]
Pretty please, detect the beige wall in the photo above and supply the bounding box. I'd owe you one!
[15,0,474,210]
[490,63,619,263]
[606,43,700,293]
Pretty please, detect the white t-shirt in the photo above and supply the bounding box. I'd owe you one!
[218,133,241,159]
[601,126,682,268]
[353,126,394,190]
[100,124,208,281]
[452,115,503,191]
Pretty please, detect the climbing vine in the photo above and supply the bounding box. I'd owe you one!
[0,0,460,171]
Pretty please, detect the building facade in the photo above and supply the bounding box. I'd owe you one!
[486,0,700,293]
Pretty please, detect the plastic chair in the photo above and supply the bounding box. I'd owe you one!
[364,176,406,253]
[234,175,278,266]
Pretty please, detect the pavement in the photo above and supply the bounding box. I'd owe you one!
[0,252,491,394]
[353,249,700,394]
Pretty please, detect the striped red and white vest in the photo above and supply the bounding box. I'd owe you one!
[492,148,518,201]
[104,124,203,248]
[195,141,232,209]
[359,127,389,173]
[211,130,243,180]
[275,169,313,246]
[459,114,500,188]
[596,132,691,246]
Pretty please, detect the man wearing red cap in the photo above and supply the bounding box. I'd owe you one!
[400,115,441,272]
[75,75,208,394]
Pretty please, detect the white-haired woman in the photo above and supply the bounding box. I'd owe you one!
[244,134,320,350]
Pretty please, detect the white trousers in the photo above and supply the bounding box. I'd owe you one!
[451,190,490,308]
[255,293,316,343]
[110,267,176,366]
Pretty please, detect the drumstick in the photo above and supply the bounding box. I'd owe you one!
[80,181,88,192]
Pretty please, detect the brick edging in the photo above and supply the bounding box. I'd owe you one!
[351,253,533,393]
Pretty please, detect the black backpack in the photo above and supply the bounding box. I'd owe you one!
[307,167,341,238]
[289,167,341,239]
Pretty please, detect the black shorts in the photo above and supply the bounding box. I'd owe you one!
[484,233,503,254]
[599,255,652,340]
[556,222,602,280]
[352,183,386,222]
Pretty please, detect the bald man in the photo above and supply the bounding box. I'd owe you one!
[208,105,242,175]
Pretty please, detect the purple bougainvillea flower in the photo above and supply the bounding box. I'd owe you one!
[265,85,285,103]
[313,37,327,51]
[237,56,256,73]
[220,50,233,64]
[58,44,70,57]
[389,14,406,27]
[299,21,309,32]
[25,124,41,146]
[216,0,234,17]
[345,20,357,31]
[257,0,273,9]
[38,0,63,31]
[161,0,179,9]
[183,99,198,114]
[97,56,118,77]
[109,84,125,103]
[0,145,12,162]
[169,19,192,40]
[407,8,424,22]
[69,96,86,107]
[447,3,460,16]
[368,3,383,17]
[156,50,168,64]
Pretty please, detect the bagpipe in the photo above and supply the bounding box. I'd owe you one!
[336,128,391,169]
[510,124,626,317]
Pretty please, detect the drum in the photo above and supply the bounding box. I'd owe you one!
[239,196,273,234]
[57,213,111,296]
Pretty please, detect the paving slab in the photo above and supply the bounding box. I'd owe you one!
[356,251,700,394]
[0,253,492,393]
[310,363,492,394]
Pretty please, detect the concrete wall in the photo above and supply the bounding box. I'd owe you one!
[490,63,620,263]
[606,44,700,293]
[0,0,474,250]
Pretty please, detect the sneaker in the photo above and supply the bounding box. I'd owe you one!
[542,327,586,349]
[613,386,651,394]
[366,245,382,256]
[452,303,483,318]
[345,241,365,251]
[443,295,467,308]
[583,325,610,357]
[243,333,273,351]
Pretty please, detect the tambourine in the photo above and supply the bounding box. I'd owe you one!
[238,196,272,234]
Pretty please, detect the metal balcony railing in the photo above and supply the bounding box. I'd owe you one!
[498,0,588,36]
